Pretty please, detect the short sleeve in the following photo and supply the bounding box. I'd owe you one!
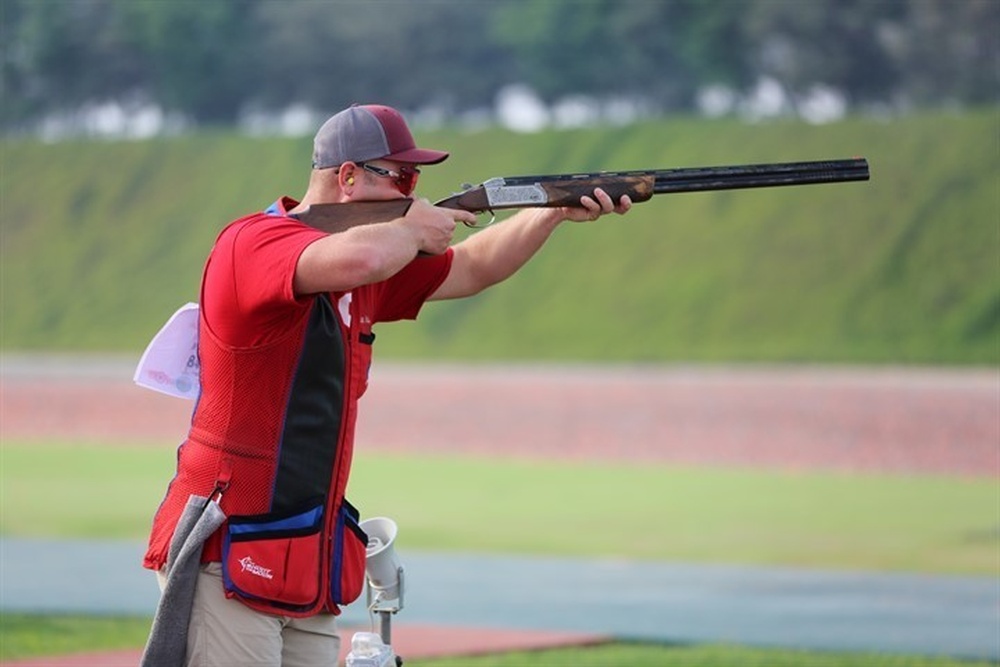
[201,214,327,347]
[372,249,454,323]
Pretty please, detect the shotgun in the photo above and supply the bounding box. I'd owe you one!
[292,157,870,233]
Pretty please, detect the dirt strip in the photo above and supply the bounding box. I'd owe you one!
[2,358,997,477]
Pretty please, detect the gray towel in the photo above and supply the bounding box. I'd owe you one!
[140,494,227,667]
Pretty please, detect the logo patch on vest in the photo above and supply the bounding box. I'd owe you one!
[238,556,274,580]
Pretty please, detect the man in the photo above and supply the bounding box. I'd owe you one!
[143,103,631,666]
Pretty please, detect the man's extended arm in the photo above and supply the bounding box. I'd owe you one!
[429,188,631,301]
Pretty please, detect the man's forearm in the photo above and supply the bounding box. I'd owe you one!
[472,207,564,283]
[294,219,424,295]
[432,208,564,300]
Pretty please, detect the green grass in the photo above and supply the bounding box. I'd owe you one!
[2,111,998,363]
[414,642,997,667]
[0,443,178,538]
[0,615,995,665]
[2,442,996,574]
[0,614,152,660]
[347,453,1000,575]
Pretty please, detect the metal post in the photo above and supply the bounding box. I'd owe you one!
[369,566,404,649]
[379,610,392,646]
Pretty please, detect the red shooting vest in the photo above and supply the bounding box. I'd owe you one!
[143,199,452,617]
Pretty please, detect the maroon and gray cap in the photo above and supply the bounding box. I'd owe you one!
[312,104,449,168]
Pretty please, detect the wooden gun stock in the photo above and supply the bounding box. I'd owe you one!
[290,199,413,234]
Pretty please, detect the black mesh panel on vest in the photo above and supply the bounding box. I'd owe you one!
[271,294,345,512]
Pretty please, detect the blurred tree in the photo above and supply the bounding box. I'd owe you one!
[249,0,516,115]
[1,0,147,126]
[120,0,264,125]
[669,0,754,89]
[493,0,751,110]
[894,0,999,106]
[743,0,906,106]
[492,0,668,103]
[1,0,996,132]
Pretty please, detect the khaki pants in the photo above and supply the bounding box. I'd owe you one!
[158,563,340,667]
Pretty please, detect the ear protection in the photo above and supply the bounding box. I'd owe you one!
[347,176,355,185]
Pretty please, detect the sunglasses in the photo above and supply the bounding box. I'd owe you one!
[359,162,421,196]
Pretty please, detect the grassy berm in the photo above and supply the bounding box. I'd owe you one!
[1,110,996,363]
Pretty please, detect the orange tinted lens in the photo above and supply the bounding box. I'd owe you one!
[397,167,419,195]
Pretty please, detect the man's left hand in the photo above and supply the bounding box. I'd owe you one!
[560,187,633,223]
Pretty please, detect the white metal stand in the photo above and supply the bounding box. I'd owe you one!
[366,566,405,649]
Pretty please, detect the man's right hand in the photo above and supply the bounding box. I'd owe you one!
[402,198,476,255]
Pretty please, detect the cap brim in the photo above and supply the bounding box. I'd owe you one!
[385,147,450,165]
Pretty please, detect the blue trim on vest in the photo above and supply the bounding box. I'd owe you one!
[228,505,323,536]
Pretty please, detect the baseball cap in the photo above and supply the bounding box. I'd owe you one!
[312,104,449,168]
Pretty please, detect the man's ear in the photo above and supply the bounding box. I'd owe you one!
[340,162,357,189]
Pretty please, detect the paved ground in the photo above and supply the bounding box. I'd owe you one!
[1,356,998,664]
